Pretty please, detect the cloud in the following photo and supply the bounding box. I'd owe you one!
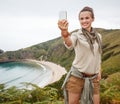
[0,15,60,51]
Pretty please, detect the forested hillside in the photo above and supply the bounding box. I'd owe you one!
[0,28,120,104]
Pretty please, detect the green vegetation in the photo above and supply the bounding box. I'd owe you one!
[0,28,120,103]
[0,83,64,104]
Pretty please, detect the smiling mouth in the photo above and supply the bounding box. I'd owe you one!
[82,24,88,26]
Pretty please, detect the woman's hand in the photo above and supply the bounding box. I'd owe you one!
[96,70,101,82]
[58,20,69,31]
[58,20,72,46]
[58,20,69,38]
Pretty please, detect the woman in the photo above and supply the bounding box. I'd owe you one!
[58,6,102,104]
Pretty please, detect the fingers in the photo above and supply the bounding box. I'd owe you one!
[58,20,69,31]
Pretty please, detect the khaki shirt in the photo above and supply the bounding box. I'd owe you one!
[64,29,101,74]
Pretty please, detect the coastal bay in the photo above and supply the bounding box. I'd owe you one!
[0,60,67,89]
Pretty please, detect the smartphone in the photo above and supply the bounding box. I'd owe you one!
[59,11,67,20]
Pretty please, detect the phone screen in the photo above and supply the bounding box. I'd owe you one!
[59,11,67,20]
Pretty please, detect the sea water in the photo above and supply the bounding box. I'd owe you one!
[0,61,52,89]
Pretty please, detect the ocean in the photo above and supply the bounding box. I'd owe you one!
[0,61,52,89]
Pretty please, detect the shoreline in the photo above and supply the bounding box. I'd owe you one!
[26,59,67,87]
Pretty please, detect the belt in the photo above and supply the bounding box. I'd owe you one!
[82,73,96,77]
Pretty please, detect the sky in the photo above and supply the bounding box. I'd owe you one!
[0,0,120,51]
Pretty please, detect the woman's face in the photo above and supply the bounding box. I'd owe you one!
[79,11,94,32]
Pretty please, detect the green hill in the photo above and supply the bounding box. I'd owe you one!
[101,29,120,77]
[0,28,120,103]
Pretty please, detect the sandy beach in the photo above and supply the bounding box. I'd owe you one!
[26,59,67,87]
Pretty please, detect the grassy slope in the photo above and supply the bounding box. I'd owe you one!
[101,29,120,77]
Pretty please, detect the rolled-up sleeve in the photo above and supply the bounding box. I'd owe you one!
[64,32,78,50]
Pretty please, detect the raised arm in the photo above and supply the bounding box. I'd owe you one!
[58,20,72,47]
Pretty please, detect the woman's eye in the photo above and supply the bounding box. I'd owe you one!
[80,18,83,20]
[80,17,90,20]
[85,17,89,19]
